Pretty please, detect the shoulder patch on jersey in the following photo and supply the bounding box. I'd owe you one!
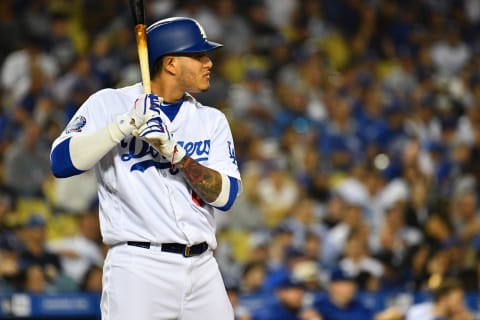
[227,141,237,165]
[65,115,87,133]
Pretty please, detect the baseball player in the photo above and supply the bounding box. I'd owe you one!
[50,17,241,320]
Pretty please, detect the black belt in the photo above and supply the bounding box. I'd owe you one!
[126,241,208,257]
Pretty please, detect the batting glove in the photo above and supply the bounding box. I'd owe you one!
[136,116,186,164]
[116,94,163,137]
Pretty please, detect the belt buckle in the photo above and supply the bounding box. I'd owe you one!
[183,245,192,257]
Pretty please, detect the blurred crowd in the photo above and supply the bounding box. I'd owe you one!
[1,0,480,319]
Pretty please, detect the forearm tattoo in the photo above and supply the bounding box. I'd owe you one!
[177,156,222,203]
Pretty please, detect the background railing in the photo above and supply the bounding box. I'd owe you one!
[1,291,480,319]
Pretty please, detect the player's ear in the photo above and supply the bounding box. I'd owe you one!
[163,56,178,75]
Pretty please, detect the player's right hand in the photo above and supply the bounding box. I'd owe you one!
[116,94,163,136]
[136,116,186,164]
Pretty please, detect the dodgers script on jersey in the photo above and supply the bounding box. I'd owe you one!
[51,83,241,249]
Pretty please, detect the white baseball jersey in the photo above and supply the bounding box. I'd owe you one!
[52,83,241,249]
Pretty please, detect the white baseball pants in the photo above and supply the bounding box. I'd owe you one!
[100,244,234,320]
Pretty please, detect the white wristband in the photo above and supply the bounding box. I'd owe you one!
[208,173,230,207]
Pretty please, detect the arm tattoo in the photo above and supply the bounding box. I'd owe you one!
[176,156,222,203]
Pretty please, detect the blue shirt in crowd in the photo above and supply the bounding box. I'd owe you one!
[250,297,303,320]
[314,293,374,320]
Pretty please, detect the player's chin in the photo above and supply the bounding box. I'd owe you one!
[191,82,210,92]
[200,76,210,89]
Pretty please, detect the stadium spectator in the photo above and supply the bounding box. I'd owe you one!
[243,2,282,57]
[451,188,480,244]
[16,214,66,291]
[314,268,402,320]
[217,163,265,231]
[257,158,300,228]
[86,33,121,89]
[51,55,100,110]
[79,264,103,293]
[317,96,362,171]
[405,278,474,320]
[3,120,50,198]
[264,247,310,293]
[302,231,324,268]
[322,202,370,267]
[173,0,222,41]
[226,284,252,320]
[0,247,18,291]
[313,267,373,320]
[430,24,471,77]
[377,200,423,272]
[280,197,325,249]
[20,264,50,293]
[211,0,250,55]
[295,148,330,203]
[228,67,279,138]
[403,177,431,230]
[239,261,268,296]
[339,230,384,292]
[250,275,322,320]
[0,188,20,291]
[46,210,103,284]
[0,33,58,106]
[44,10,77,72]
[0,0,22,63]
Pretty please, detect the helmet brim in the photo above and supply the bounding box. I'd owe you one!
[167,40,223,56]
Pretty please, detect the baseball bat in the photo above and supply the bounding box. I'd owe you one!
[129,0,151,94]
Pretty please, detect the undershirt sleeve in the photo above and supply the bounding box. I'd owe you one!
[50,121,125,178]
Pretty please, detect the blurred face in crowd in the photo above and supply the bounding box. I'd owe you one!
[285,87,308,114]
[329,280,357,307]
[452,142,471,164]
[385,201,406,230]
[83,266,103,292]
[24,265,46,293]
[242,263,266,293]
[294,198,314,224]
[446,30,460,46]
[402,139,421,165]
[277,287,305,310]
[447,288,465,311]
[24,120,42,149]
[410,179,428,207]
[23,224,46,244]
[304,233,322,260]
[332,98,351,125]
[326,196,346,223]
[456,191,477,221]
[344,205,363,228]
[425,214,451,242]
[345,235,367,260]
[364,87,383,117]
[439,288,467,317]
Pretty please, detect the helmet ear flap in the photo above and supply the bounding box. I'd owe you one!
[146,17,223,73]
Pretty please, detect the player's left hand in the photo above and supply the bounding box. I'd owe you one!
[116,94,163,137]
[135,116,186,164]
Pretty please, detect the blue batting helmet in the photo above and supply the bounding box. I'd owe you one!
[146,17,223,72]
